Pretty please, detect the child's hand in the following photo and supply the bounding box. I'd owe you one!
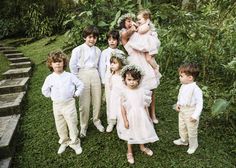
[124,120,129,129]
[190,117,197,122]
[176,104,180,112]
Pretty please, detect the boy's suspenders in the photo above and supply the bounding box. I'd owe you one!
[78,46,100,69]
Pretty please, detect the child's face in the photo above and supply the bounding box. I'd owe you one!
[125,18,133,29]
[179,72,194,84]
[137,14,146,25]
[51,60,64,74]
[125,73,139,89]
[84,34,97,47]
[110,59,121,73]
[108,37,118,49]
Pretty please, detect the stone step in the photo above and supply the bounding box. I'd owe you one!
[2,50,20,54]
[0,77,30,94]
[5,53,24,58]
[0,92,25,117]
[0,47,15,51]
[7,57,30,63]
[0,115,20,159]
[0,157,12,168]
[2,67,32,79]
[10,62,32,69]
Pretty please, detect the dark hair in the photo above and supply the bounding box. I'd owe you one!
[47,50,67,72]
[119,17,132,29]
[122,69,142,85]
[82,25,99,38]
[107,30,120,42]
[178,63,200,80]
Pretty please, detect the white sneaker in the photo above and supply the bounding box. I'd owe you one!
[173,139,188,146]
[80,128,87,138]
[106,124,114,132]
[70,144,83,155]
[94,122,105,132]
[57,144,67,154]
[187,147,198,154]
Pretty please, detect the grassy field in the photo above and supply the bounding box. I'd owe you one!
[0,36,235,167]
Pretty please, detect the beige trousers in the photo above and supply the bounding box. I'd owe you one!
[179,106,199,148]
[78,69,102,130]
[53,98,80,145]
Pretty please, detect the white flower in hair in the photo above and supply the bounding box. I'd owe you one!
[117,13,135,26]
[121,64,144,78]
[110,51,127,65]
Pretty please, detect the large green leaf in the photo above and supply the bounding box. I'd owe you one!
[211,98,230,116]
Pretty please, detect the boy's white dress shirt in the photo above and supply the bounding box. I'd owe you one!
[42,71,84,102]
[69,43,101,75]
[177,82,203,120]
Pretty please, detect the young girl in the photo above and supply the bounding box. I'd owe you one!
[107,52,127,132]
[129,9,162,79]
[118,13,159,124]
[117,64,159,164]
[99,30,124,132]
[42,50,83,155]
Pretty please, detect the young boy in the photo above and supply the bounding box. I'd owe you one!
[173,63,203,154]
[42,50,84,155]
[69,25,104,137]
[99,30,124,132]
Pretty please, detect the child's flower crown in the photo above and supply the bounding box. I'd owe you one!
[110,51,127,65]
[120,64,144,78]
[117,13,136,26]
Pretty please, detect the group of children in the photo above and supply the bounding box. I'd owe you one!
[41,9,203,164]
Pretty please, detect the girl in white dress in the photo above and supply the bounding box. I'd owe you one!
[117,64,159,164]
[107,52,127,132]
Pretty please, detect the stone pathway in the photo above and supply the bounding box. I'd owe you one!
[0,44,32,168]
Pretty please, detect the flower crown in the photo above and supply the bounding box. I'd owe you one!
[117,13,136,26]
[120,64,144,78]
[110,51,127,65]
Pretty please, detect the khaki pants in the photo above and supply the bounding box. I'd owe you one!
[78,69,102,130]
[53,98,80,145]
[179,106,199,148]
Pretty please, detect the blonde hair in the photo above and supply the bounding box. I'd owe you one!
[138,9,152,20]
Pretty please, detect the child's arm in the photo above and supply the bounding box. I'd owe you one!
[190,87,203,122]
[121,97,129,129]
[71,74,84,97]
[69,47,80,75]
[41,76,51,98]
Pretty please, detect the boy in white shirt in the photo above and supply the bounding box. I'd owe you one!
[173,63,203,154]
[69,25,104,137]
[99,30,124,132]
[42,50,84,155]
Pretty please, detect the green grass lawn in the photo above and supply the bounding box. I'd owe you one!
[1,36,235,167]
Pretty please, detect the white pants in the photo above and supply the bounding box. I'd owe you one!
[78,69,102,130]
[179,106,199,148]
[53,98,80,145]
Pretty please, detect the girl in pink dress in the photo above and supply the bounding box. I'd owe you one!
[118,13,159,124]
[117,64,159,164]
[107,52,127,132]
